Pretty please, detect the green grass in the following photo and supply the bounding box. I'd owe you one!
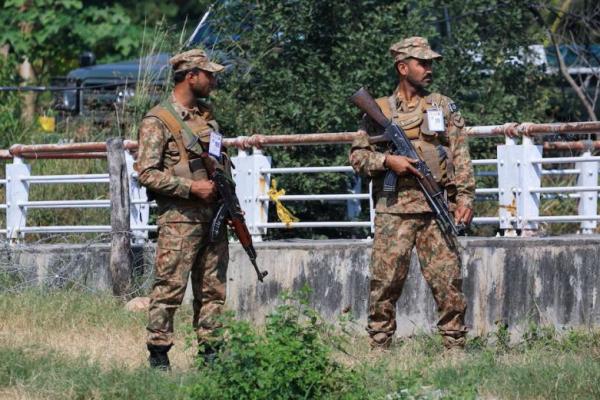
[0,290,599,399]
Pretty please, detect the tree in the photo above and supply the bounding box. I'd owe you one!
[529,1,600,121]
[203,0,559,238]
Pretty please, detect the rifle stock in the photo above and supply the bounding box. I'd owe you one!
[350,88,391,128]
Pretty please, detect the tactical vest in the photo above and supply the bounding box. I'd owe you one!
[145,101,211,180]
[141,101,230,205]
[375,93,455,189]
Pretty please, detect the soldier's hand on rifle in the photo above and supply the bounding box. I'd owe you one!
[190,180,216,201]
[384,155,423,179]
[455,205,473,225]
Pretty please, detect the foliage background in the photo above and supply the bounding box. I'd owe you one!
[0,0,593,237]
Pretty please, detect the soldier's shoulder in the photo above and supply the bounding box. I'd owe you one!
[144,101,168,119]
[139,111,167,135]
[426,92,456,109]
[374,95,394,119]
[428,92,465,128]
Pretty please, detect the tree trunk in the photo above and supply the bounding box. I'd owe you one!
[107,138,133,297]
[18,1,36,124]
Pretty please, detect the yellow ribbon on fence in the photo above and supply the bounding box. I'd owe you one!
[268,179,299,228]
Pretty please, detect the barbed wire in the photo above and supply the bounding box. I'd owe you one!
[0,232,156,298]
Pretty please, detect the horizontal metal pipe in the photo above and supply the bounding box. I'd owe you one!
[0,122,598,158]
[24,174,109,183]
[526,215,600,222]
[16,152,108,160]
[529,186,600,193]
[256,222,372,228]
[8,140,138,156]
[10,142,107,156]
[18,200,110,208]
[465,122,600,138]
[541,169,580,175]
[224,132,360,148]
[472,159,497,166]
[472,217,501,224]
[18,225,112,233]
[531,156,600,164]
[475,188,499,194]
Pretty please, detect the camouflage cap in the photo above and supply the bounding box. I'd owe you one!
[169,49,225,73]
[389,37,442,63]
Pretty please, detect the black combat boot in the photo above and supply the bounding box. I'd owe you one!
[197,342,222,366]
[147,344,172,370]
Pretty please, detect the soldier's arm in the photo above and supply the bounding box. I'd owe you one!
[135,117,194,199]
[349,116,387,177]
[448,112,475,209]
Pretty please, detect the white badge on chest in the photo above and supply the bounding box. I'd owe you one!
[208,131,223,158]
[426,108,445,132]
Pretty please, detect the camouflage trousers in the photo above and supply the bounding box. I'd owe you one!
[368,213,467,346]
[147,222,228,347]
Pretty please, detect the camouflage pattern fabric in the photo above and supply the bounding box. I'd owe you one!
[349,85,474,348]
[389,36,442,63]
[368,213,467,347]
[135,94,220,223]
[146,222,228,347]
[136,92,229,347]
[350,90,475,214]
[169,48,225,73]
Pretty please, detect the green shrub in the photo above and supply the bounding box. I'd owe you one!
[187,287,368,400]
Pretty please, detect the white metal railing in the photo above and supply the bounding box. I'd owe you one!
[1,122,600,239]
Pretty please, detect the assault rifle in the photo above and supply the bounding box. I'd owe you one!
[350,87,465,237]
[195,155,268,282]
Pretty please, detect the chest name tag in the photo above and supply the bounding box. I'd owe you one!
[426,108,445,132]
[208,131,223,158]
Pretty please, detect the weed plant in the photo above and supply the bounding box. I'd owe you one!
[0,289,600,399]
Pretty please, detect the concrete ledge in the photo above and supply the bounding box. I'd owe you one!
[2,236,599,338]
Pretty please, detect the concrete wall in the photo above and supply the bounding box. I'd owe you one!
[2,236,600,337]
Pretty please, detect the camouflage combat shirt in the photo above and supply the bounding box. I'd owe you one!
[350,89,475,214]
[135,93,219,223]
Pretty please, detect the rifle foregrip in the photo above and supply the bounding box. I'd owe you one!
[383,170,397,192]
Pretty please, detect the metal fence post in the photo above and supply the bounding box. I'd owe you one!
[124,150,149,243]
[5,156,30,242]
[497,140,519,234]
[368,180,375,235]
[577,150,598,234]
[519,137,542,234]
[497,136,541,235]
[231,147,271,241]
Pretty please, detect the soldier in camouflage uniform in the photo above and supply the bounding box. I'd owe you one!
[135,49,229,369]
[349,37,475,350]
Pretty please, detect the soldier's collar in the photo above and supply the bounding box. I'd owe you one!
[170,94,202,120]
[394,88,428,111]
